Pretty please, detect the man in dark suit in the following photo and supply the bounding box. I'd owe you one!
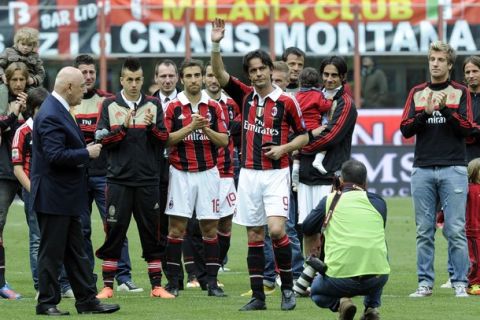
[31,67,120,315]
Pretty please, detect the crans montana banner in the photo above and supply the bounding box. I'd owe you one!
[1,0,479,56]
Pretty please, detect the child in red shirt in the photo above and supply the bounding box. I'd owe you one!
[467,158,480,295]
[292,67,332,188]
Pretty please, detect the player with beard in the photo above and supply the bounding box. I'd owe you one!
[163,59,229,298]
[210,18,309,311]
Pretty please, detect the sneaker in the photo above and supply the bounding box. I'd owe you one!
[0,283,22,300]
[61,288,75,299]
[207,285,227,297]
[239,297,267,311]
[338,297,356,320]
[96,287,114,299]
[360,307,380,320]
[117,281,144,293]
[454,284,469,298]
[186,279,201,288]
[240,285,275,297]
[280,289,296,311]
[467,284,480,295]
[408,286,432,298]
[440,278,452,288]
[150,286,175,299]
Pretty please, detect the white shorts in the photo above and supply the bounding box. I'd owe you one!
[233,168,290,227]
[218,177,237,218]
[165,166,221,220]
[297,182,332,223]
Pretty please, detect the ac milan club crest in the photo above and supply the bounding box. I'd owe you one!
[271,106,278,117]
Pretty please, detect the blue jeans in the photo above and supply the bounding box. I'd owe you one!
[264,190,304,285]
[311,274,388,311]
[411,166,469,287]
[80,175,132,284]
[22,188,70,292]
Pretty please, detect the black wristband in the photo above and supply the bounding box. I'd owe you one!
[308,129,315,143]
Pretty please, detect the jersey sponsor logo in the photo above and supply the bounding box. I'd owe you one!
[243,119,279,136]
[427,110,446,124]
[185,130,210,141]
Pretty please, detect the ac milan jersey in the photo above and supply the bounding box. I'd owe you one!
[11,118,33,177]
[213,91,240,178]
[165,91,228,172]
[74,89,112,143]
[224,76,306,170]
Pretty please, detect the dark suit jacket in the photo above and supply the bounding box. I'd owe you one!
[31,94,89,216]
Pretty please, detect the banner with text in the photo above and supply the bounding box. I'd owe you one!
[1,0,479,56]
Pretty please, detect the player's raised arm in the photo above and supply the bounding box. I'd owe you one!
[210,18,230,88]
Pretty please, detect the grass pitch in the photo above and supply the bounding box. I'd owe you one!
[0,197,478,319]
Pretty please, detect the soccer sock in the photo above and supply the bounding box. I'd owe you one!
[0,243,5,287]
[272,234,293,290]
[147,259,163,288]
[182,235,196,281]
[166,236,183,288]
[101,259,118,289]
[203,236,220,288]
[247,241,265,301]
[217,231,231,267]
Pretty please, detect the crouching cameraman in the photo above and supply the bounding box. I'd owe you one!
[302,159,390,320]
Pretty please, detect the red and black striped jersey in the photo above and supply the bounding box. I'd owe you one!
[213,91,240,178]
[224,76,306,170]
[11,118,33,177]
[295,88,332,130]
[165,91,228,172]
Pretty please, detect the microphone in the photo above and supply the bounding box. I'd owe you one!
[94,128,110,143]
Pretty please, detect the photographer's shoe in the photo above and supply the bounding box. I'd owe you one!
[360,307,380,320]
[239,298,267,311]
[280,289,296,311]
[338,298,356,320]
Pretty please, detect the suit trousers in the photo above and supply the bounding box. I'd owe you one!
[36,213,97,312]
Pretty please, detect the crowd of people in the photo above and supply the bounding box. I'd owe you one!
[0,21,479,320]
